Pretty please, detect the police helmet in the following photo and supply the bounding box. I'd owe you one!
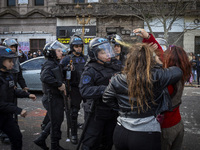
[88,37,116,62]
[69,35,83,52]
[107,34,123,46]
[3,38,18,48]
[0,46,17,70]
[156,38,168,51]
[43,40,69,59]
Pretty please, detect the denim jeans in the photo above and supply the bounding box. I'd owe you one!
[192,69,197,82]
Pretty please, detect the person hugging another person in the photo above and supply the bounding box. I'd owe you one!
[103,29,183,150]
[161,45,191,150]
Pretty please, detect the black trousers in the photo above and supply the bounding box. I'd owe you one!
[70,86,82,109]
[81,113,116,150]
[42,93,64,141]
[197,71,200,84]
[0,114,22,150]
[113,123,161,150]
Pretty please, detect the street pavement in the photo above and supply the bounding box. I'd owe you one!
[0,87,200,150]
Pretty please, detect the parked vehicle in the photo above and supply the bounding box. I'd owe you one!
[20,56,45,91]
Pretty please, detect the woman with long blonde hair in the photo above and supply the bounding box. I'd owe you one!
[103,29,183,150]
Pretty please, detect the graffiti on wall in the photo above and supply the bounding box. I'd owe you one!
[18,41,30,52]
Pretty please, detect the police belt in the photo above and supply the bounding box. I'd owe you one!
[119,111,153,118]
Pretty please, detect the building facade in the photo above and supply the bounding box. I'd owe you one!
[0,0,199,55]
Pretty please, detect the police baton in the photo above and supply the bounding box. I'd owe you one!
[76,100,96,150]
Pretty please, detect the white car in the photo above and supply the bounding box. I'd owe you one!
[20,56,45,91]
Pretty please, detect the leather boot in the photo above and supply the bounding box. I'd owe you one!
[0,132,10,144]
[34,123,50,150]
[51,141,67,150]
[70,120,78,144]
[34,131,49,150]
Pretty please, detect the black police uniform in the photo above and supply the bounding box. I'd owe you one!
[0,41,27,144]
[13,63,27,89]
[61,53,87,142]
[40,58,65,148]
[0,71,30,150]
[79,62,121,150]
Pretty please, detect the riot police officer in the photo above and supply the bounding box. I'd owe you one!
[79,37,121,150]
[0,46,36,150]
[108,34,127,66]
[36,40,68,150]
[61,35,87,144]
[1,38,28,144]
[2,38,28,91]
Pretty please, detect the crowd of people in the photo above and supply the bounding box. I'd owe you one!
[16,49,44,63]
[187,52,200,85]
[0,28,196,150]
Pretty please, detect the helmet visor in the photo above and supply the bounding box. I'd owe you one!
[4,39,18,47]
[50,40,69,52]
[96,43,116,58]
[10,57,20,73]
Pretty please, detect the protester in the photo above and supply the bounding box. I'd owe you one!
[32,52,38,58]
[197,57,200,86]
[161,46,191,150]
[37,50,43,57]
[190,55,197,82]
[28,51,33,59]
[103,29,183,150]
[18,49,27,63]
[0,46,36,150]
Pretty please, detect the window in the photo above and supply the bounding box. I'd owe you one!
[35,0,44,6]
[30,39,46,53]
[195,36,200,55]
[21,58,45,70]
[74,0,85,3]
[59,30,68,37]
[7,0,16,6]
[88,0,99,2]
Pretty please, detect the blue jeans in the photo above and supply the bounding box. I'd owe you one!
[192,69,197,82]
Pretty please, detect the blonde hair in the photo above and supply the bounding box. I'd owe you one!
[123,43,156,113]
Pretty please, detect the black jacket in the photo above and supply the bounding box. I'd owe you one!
[61,53,87,87]
[103,65,183,118]
[40,58,63,95]
[0,71,29,115]
[79,62,121,118]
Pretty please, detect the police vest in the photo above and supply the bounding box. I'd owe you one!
[87,62,119,119]
[70,54,87,87]
[0,72,15,103]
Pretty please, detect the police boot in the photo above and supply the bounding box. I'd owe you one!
[3,137,10,144]
[34,131,49,150]
[70,120,78,145]
[0,132,10,144]
[81,144,90,150]
[51,141,67,150]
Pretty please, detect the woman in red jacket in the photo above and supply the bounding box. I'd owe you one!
[161,46,191,150]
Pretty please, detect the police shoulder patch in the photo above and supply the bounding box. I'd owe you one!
[82,75,92,84]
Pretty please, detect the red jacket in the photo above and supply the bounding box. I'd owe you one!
[143,34,181,128]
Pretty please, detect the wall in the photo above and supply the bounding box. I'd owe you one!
[184,17,200,53]
[97,16,143,42]
[0,33,56,53]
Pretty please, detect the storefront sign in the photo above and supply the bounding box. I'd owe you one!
[57,26,96,38]
[57,37,94,44]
